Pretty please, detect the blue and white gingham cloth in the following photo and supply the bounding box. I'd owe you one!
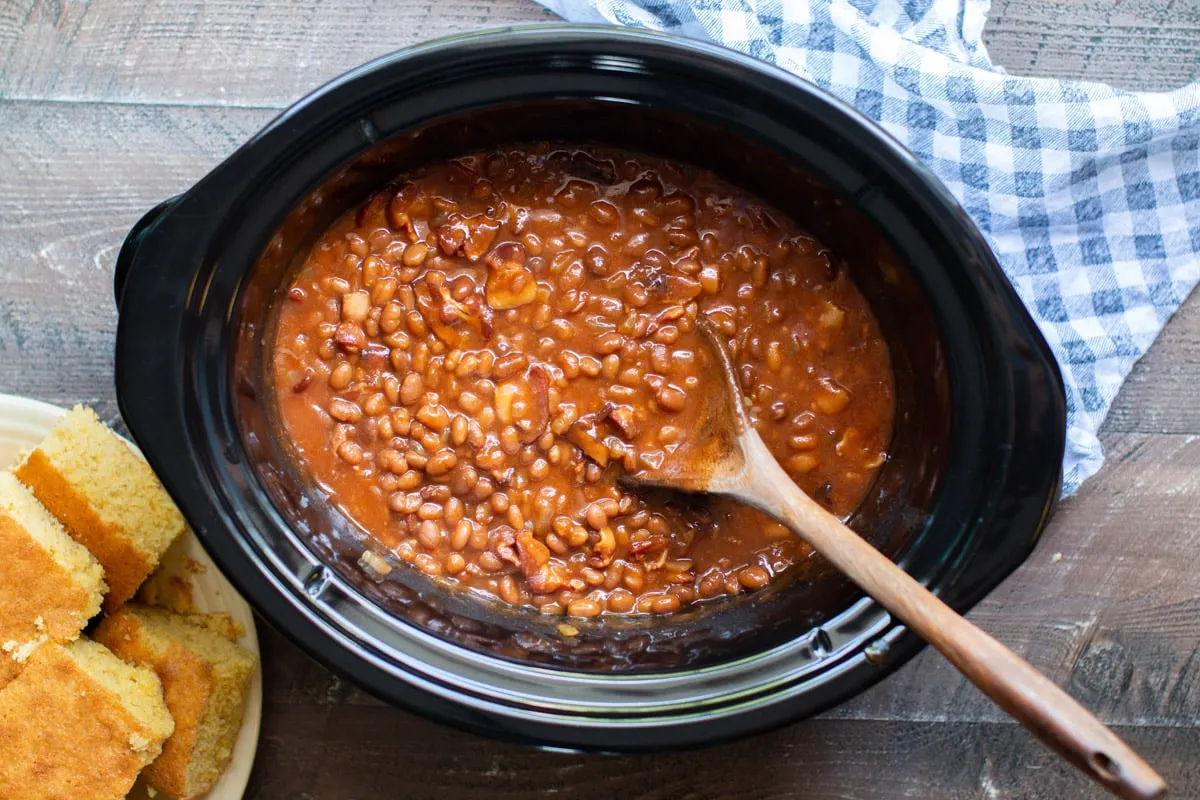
[535,0,1200,495]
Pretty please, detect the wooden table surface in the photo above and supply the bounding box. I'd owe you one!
[3,1,1199,797]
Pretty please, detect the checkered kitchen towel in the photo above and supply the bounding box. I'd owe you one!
[535,0,1200,495]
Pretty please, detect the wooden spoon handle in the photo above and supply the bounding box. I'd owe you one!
[734,431,1166,800]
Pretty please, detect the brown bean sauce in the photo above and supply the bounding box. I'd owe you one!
[271,144,895,617]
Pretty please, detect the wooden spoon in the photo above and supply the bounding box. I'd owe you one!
[624,320,1166,800]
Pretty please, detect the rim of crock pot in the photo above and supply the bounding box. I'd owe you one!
[114,24,1064,748]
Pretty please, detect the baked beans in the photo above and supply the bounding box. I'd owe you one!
[272,145,894,616]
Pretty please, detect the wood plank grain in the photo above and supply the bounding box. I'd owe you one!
[0,0,554,109]
[244,703,1200,799]
[1106,293,1200,434]
[983,0,1200,92]
[0,100,271,418]
[2,0,1199,110]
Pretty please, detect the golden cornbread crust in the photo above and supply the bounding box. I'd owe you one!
[0,512,96,642]
[14,406,186,612]
[16,448,149,612]
[95,605,257,799]
[0,471,106,684]
[0,640,173,800]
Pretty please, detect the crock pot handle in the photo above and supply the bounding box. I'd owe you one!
[114,196,182,310]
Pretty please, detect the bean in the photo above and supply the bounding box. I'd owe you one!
[377,449,404,474]
[444,553,466,575]
[545,533,568,555]
[380,302,404,334]
[506,505,525,528]
[499,426,521,455]
[417,519,443,549]
[453,393,482,417]
[588,200,618,225]
[328,362,354,390]
[382,375,401,405]
[581,567,605,586]
[567,524,590,548]
[585,502,608,531]
[469,522,490,550]
[567,599,602,617]
[416,403,450,431]
[788,454,819,474]
[622,568,645,593]
[738,566,771,590]
[450,415,469,446]
[594,331,624,355]
[618,367,642,387]
[651,595,681,614]
[363,393,388,417]
[449,464,478,496]
[402,242,429,266]
[814,378,851,414]
[426,449,458,476]
[625,283,648,308]
[336,441,364,465]
[396,470,422,490]
[418,502,443,521]
[450,519,473,551]
[329,398,363,422]
[414,553,442,576]
[652,325,679,344]
[400,373,425,405]
[322,275,352,294]
[471,477,495,503]
[656,385,686,412]
[454,353,478,378]
[606,590,635,613]
[386,491,410,514]
[371,276,398,307]
[390,407,412,436]
[789,433,819,451]
[498,576,521,605]
[600,353,620,379]
[406,310,428,338]
[493,352,528,380]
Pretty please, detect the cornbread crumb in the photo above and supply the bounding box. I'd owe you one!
[0,639,173,800]
[184,611,244,642]
[14,406,186,612]
[0,471,105,684]
[95,605,257,800]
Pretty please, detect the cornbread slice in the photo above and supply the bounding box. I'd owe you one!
[14,405,187,612]
[95,604,258,799]
[0,639,174,800]
[0,471,105,685]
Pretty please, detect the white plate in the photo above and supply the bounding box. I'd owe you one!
[0,394,262,800]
